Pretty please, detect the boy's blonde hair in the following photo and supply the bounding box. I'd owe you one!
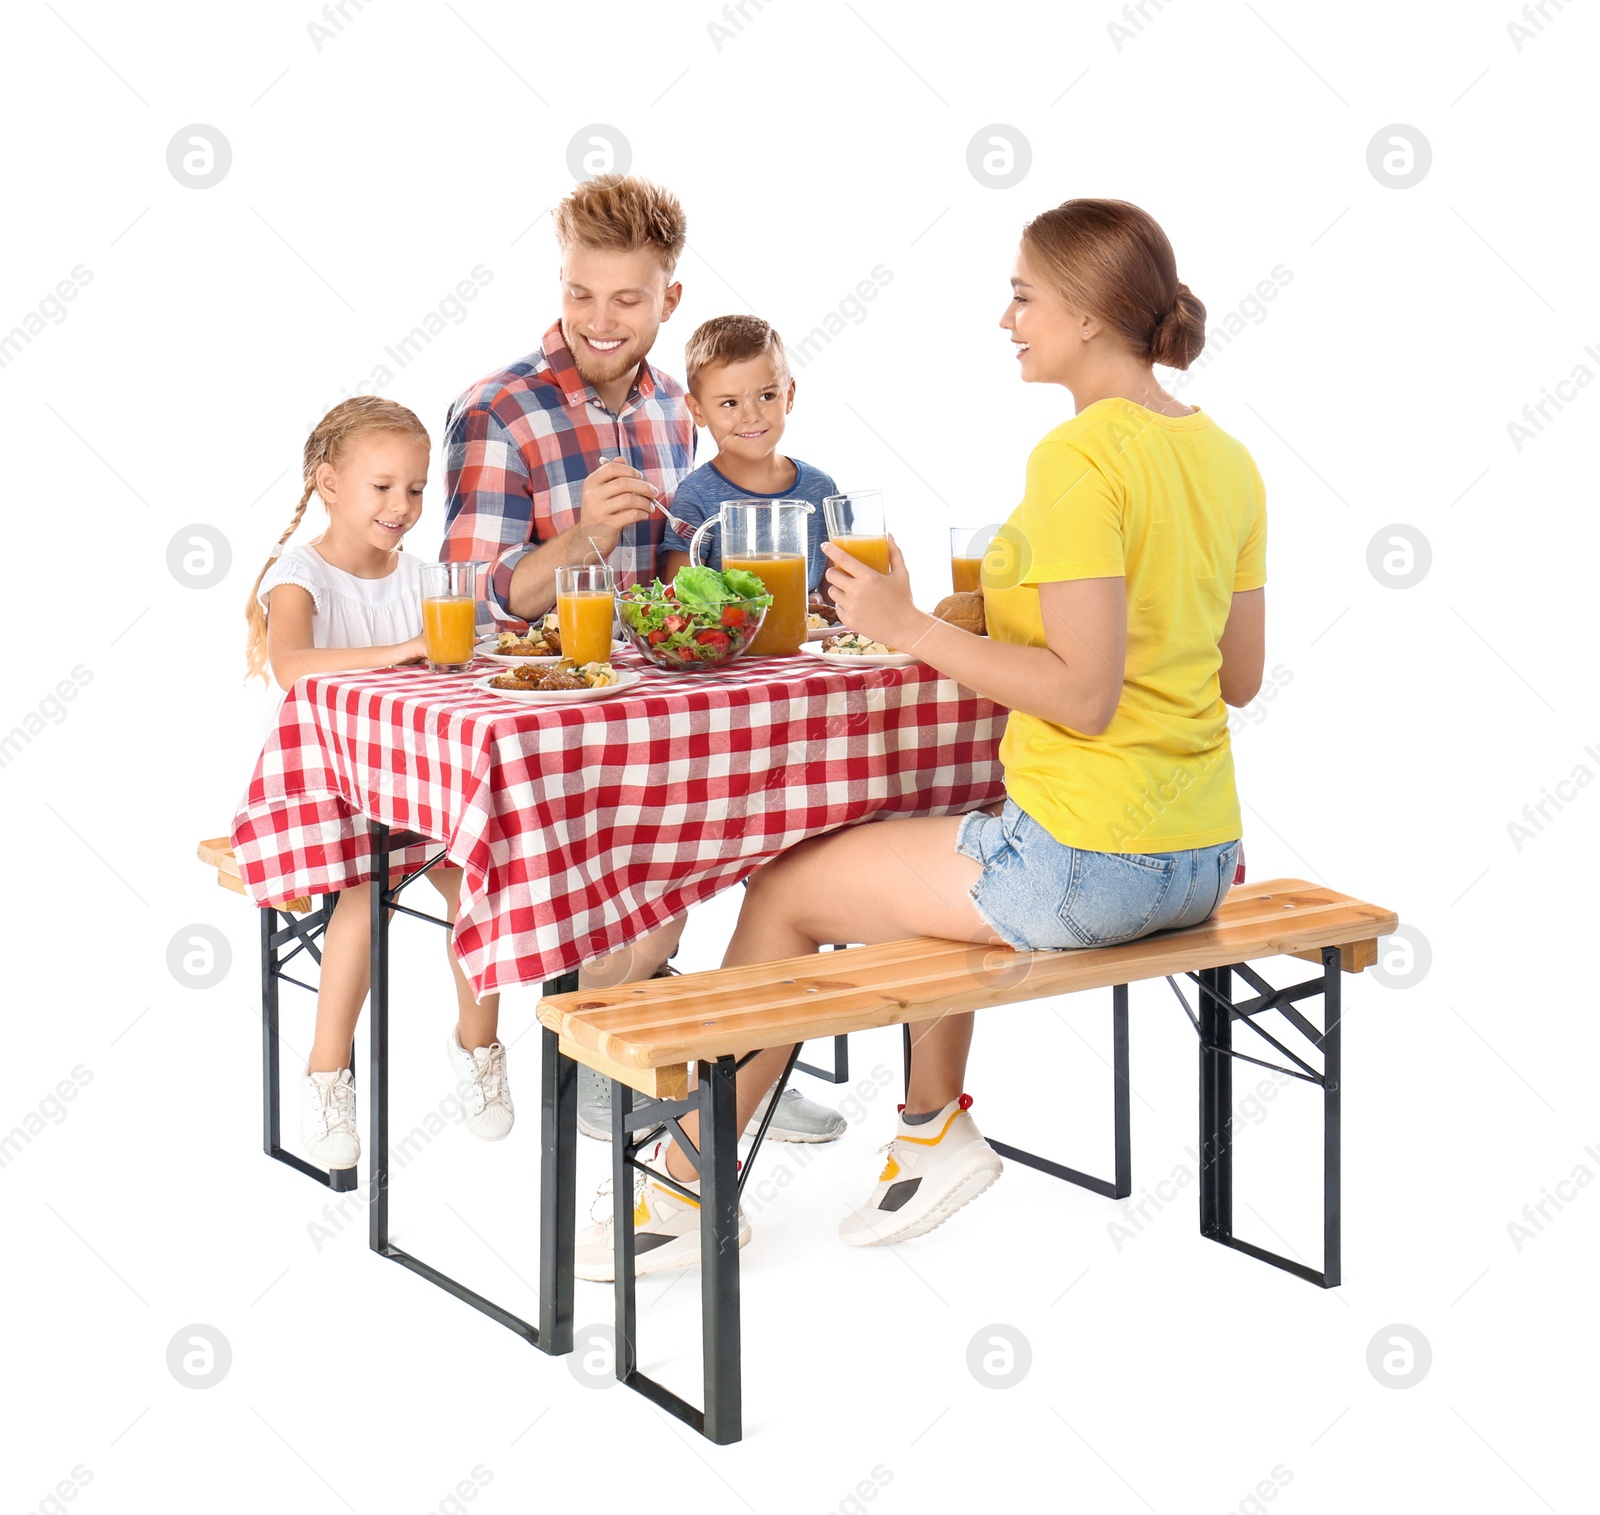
[243,396,430,686]
[683,315,790,394]
[553,174,687,277]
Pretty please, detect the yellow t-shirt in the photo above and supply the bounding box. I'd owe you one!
[985,400,1267,854]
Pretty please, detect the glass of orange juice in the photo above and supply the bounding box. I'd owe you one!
[420,561,483,673]
[555,564,616,667]
[822,490,890,574]
[950,526,998,593]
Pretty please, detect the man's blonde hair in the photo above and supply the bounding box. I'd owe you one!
[683,314,790,394]
[553,174,687,277]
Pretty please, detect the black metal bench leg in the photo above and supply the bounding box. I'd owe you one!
[1111,982,1132,1197]
[261,904,281,1160]
[1190,954,1342,1288]
[611,1079,638,1380]
[538,1028,577,1356]
[1322,947,1342,1287]
[699,1055,742,1445]
[939,984,1133,1200]
[260,900,356,1192]
[795,1034,850,1085]
[1198,965,1234,1243]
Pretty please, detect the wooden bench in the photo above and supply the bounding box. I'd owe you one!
[535,877,1397,1443]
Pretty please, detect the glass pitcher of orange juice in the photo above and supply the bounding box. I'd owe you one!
[688,499,814,656]
[420,560,483,673]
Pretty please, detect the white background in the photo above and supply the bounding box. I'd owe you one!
[2,1,1596,1510]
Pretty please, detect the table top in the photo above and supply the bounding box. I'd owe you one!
[231,650,1007,996]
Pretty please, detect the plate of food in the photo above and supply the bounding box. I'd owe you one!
[805,594,842,641]
[477,615,626,665]
[476,661,641,703]
[799,632,918,668]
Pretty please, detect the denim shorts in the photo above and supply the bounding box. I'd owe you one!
[955,799,1242,952]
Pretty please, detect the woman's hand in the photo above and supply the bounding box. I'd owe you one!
[822,536,929,650]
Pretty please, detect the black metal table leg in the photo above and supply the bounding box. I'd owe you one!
[368,825,393,1253]
[699,1055,742,1445]
[363,818,588,1339]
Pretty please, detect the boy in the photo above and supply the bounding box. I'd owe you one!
[659,316,836,588]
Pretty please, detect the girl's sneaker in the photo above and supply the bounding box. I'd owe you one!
[574,1147,750,1282]
[301,1068,360,1170]
[839,1095,1002,1247]
[446,1033,515,1140]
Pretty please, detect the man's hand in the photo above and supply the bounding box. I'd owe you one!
[578,458,658,551]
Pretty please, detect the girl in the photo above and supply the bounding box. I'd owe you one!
[246,396,513,1170]
[577,198,1266,1274]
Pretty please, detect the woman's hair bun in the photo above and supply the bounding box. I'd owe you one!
[1149,282,1207,370]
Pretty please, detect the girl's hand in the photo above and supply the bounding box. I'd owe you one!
[822,536,927,650]
[396,634,428,666]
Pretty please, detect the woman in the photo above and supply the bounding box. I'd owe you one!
[576,198,1267,1278]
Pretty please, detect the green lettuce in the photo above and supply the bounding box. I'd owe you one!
[672,565,728,610]
[719,566,770,603]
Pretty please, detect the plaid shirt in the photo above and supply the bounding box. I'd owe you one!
[441,320,695,615]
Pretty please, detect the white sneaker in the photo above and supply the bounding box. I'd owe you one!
[574,1147,750,1282]
[301,1068,359,1170]
[446,1033,515,1141]
[839,1095,1002,1247]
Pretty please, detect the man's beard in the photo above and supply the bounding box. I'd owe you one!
[564,322,647,387]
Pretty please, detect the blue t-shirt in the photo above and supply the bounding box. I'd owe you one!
[664,456,836,590]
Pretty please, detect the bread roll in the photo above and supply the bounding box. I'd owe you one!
[932,591,985,636]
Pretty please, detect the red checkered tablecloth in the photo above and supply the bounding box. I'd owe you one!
[231,652,1007,997]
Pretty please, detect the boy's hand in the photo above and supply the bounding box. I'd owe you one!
[579,458,658,549]
[822,536,927,650]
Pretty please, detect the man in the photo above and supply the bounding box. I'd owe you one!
[441,173,842,1146]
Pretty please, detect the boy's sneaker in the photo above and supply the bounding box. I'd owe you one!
[839,1095,1002,1247]
[750,1084,846,1143]
[577,1064,664,1142]
[446,1033,515,1141]
[574,1148,750,1282]
[301,1068,359,1170]
[577,1068,845,1145]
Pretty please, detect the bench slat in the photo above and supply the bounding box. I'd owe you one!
[539,879,1396,1082]
[197,837,312,915]
[552,884,1382,1039]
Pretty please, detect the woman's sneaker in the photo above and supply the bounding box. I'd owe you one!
[839,1095,1002,1247]
[301,1068,359,1170]
[574,1148,751,1282]
[446,1033,515,1141]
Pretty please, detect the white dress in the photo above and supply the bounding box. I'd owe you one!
[257,542,425,648]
